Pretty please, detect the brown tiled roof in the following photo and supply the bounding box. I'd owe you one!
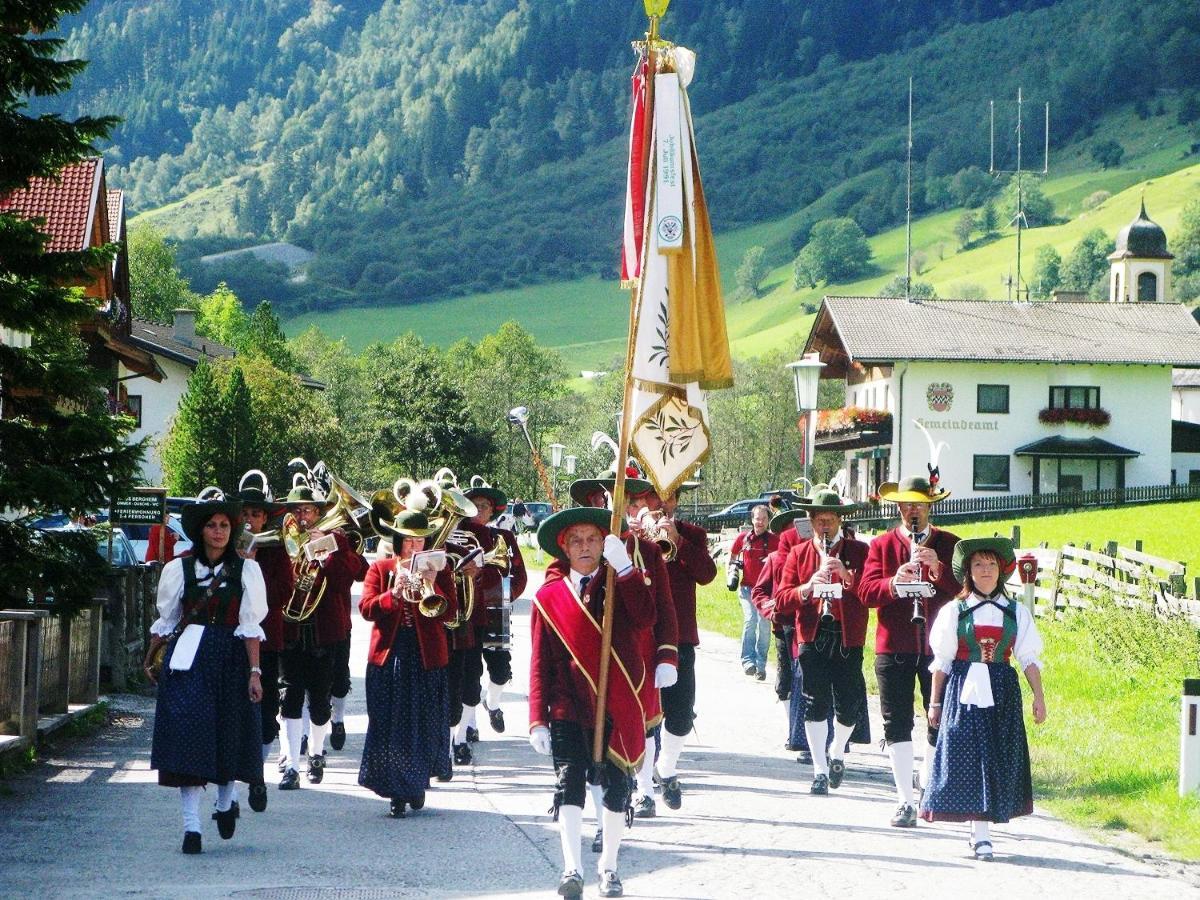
[0,158,103,253]
[106,189,124,242]
[807,297,1200,368]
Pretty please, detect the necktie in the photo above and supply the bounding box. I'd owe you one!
[579,575,591,594]
[913,532,925,546]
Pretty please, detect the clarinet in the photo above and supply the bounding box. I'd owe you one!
[909,515,926,625]
[819,531,836,624]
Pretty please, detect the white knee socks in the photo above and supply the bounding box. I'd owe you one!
[309,719,330,757]
[454,707,472,744]
[887,741,915,804]
[215,781,236,812]
[599,807,625,873]
[284,717,303,770]
[180,786,202,832]
[588,783,604,826]
[559,805,584,875]
[971,820,991,845]
[486,680,504,710]
[635,751,656,798]
[331,694,347,724]
[830,719,856,762]
[465,704,477,728]
[805,720,830,776]
[658,729,686,779]
[301,702,310,734]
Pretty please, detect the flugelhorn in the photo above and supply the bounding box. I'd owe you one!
[636,508,677,561]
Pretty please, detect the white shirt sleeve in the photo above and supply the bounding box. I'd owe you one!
[1012,601,1045,672]
[150,558,186,637]
[927,600,960,674]
[236,558,268,641]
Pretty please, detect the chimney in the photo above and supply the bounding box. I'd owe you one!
[1050,290,1088,303]
[172,308,196,346]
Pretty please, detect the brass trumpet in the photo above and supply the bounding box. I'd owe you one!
[636,508,677,562]
[392,560,448,618]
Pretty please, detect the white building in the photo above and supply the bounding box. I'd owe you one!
[118,310,322,485]
[806,205,1200,501]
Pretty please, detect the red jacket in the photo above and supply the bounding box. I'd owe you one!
[731,529,777,587]
[529,559,656,732]
[627,532,678,667]
[283,530,369,647]
[667,520,717,645]
[858,526,960,654]
[254,544,294,652]
[145,524,179,564]
[360,557,458,670]
[458,520,529,631]
[775,537,871,651]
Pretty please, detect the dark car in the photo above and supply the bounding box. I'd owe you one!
[524,502,553,527]
[706,499,759,523]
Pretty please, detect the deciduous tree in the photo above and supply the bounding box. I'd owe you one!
[793,218,872,287]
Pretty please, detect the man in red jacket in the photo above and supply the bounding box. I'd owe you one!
[630,485,717,812]
[529,506,656,900]
[278,486,369,791]
[857,475,959,828]
[729,505,777,680]
[774,488,869,795]
[236,484,292,813]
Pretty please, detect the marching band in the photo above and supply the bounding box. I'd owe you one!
[138,454,1047,897]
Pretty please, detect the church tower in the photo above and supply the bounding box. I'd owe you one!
[1108,200,1173,302]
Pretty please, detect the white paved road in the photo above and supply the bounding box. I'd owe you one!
[1,568,1196,898]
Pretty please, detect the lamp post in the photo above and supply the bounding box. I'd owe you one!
[507,406,560,511]
[548,442,566,506]
[787,353,826,489]
[564,454,577,476]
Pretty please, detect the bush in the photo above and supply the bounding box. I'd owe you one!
[1082,190,1111,211]
[1090,139,1125,169]
[793,217,872,287]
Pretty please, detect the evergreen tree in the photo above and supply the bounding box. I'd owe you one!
[243,300,295,371]
[220,366,256,492]
[160,359,224,494]
[0,4,144,613]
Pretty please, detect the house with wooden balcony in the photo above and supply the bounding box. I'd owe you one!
[804,205,1200,501]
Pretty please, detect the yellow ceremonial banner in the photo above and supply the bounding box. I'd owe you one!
[628,46,731,498]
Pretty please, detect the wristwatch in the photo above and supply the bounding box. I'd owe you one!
[249,666,263,676]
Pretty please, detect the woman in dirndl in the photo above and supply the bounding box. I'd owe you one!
[358,502,457,818]
[920,537,1047,860]
[142,496,268,854]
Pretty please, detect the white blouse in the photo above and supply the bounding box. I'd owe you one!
[150,556,268,642]
[928,593,1044,708]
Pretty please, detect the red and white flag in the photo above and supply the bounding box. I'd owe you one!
[620,57,649,287]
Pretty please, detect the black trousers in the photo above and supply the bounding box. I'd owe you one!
[280,644,334,725]
[260,649,281,745]
[330,637,351,700]
[448,643,465,729]
[550,720,630,814]
[875,651,937,746]
[797,630,866,727]
[482,647,512,686]
[774,625,795,701]
[660,643,696,737]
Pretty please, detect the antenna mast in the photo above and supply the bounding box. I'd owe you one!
[989,88,1050,303]
[905,77,913,302]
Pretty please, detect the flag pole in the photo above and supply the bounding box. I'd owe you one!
[593,2,664,768]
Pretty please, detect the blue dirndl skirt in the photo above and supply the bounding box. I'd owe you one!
[151,625,263,787]
[920,659,1034,823]
[358,628,451,802]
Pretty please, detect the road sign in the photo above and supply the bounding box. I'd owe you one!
[112,488,167,526]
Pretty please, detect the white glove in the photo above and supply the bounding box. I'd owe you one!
[602,534,633,574]
[529,725,552,756]
[654,662,678,689]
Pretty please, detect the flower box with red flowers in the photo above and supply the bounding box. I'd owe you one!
[1037,407,1111,427]
[816,406,892,436]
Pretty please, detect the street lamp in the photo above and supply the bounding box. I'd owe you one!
[548,443,566,503]
[507,405,559,511]
[564,454,577,476]
[786,353,826,488]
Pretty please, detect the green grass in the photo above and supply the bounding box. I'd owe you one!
[280,101,1200,367]
[951,499,1200,581]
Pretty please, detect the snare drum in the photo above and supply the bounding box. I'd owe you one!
[482,603,511,651]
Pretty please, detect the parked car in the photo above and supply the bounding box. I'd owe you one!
[706,499,760,523]
[94,527,143,569]
[523,502,553,528]
[121,513,193,562]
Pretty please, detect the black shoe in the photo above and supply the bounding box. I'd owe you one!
[466,726,481,744]
[796,750,812,764]
[829,758,846,789]
[890,802,918,828]
[248,782,268,812]
[633,795,656,818]
[810,774,829,795]
[591,828,603,853]
[181,831,202,854]
[279,768,300,790]
[598,870,624,898]
[330,721,346,751]
[487,705,506,733]
[660,774,682,810]
[557,870,584,897]
[784,742,802,752]
[410,791,425,811]
[307,753,325,784]
[742,663,757,677]
[277,751,288,773]
[212,801,239,839]
[453,742,472,765]
[300,734,308,757]
[972,840,994,861]
[435,766,453,783]
[389,798,406,818]
[755,668,766,682]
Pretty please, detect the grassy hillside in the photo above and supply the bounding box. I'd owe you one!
[283,101,1199,368]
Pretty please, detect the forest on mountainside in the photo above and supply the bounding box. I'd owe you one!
[53,0,1200,312]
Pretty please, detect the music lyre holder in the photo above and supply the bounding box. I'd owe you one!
[894,580,935,600]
